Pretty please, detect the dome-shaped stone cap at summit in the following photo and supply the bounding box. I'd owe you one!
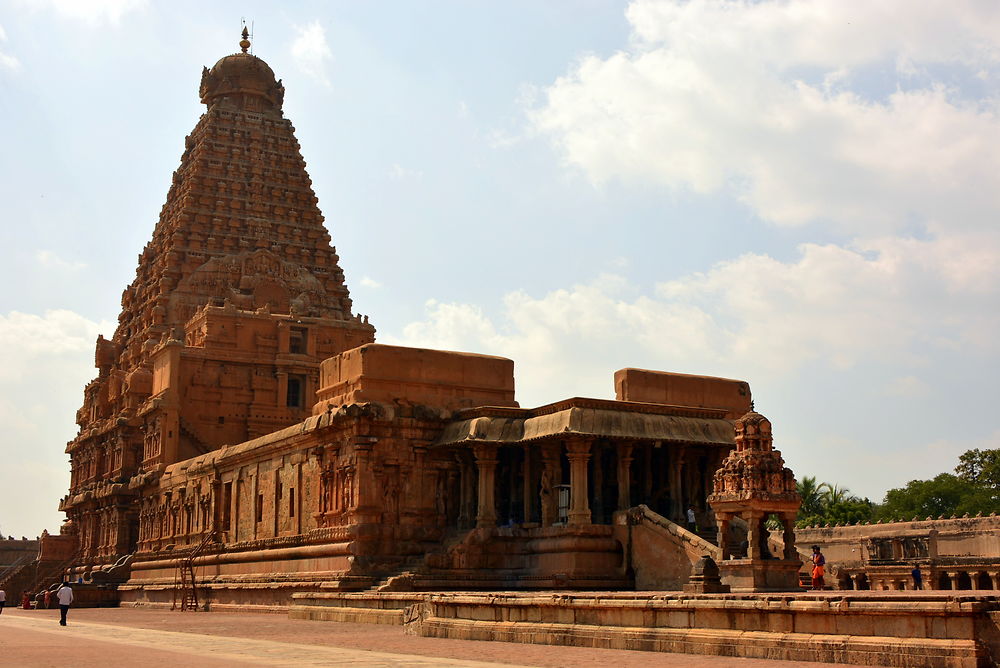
[199,43,285,109]
[735,410,771,431]
[734,409,772,451]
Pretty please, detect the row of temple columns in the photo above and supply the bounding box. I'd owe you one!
[851,570,1000,591]
[861,570,1000,591]
[467,438,720,529]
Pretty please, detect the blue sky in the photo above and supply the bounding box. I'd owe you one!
[1,0,998,538]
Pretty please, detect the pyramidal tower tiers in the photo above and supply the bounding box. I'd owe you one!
[64,32,375,562]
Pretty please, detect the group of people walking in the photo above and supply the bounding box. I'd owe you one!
[0,582,74,624]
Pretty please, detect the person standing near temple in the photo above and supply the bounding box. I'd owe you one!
[56,581,73,626]
[686,505,698,533]
[0,587,5,613]
[911,566,923,590]
[811,545,826,590]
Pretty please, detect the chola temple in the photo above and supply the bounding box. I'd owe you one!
[12,32,1000,667]
[44,30,787,607]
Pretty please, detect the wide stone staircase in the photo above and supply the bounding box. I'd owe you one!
[2,549,79,607]
[369,522,632,593]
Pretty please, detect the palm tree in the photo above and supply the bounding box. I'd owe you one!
[819,483,853,507]
[797,476,823,517]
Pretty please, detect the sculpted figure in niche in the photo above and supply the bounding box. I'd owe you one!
[383,471,400,525]
[540,467,552,509]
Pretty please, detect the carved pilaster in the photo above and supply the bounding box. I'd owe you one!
[565,438,592,526]
[472,444,498,528]
[616,442,634,511]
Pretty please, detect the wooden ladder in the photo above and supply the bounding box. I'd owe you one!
[172,530,216,612]
[178,561,198,611]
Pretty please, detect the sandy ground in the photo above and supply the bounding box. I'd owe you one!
[0,606,849,667]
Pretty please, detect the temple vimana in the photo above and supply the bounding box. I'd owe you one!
[9,33,1000,667]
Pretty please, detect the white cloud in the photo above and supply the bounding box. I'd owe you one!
[0,310,108,361]
[290,20,333,86]
[35,249,87,271]
[388,232,999,500]
[0,23,20,72]
[388,163,424,181]
[33,0,147,26]
[531,0,1000,236]
[0,310,114,537]
[359,276,382,289]
[0,52,18,71]
[884,375,931,398]
[389,232,1000,405]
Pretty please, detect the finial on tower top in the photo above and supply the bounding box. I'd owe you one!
[240,26,251,53]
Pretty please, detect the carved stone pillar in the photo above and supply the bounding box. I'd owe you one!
[717,512,732,560]
[351,436,380,524]
[946,571,959,590]
[641,443,653,506]
[616,442,634,511]
[456,452,474,529]
[522,445,536,525]
[540,443,560,527]
[472,444,498,528]
[782,512,797,560]
[746,511,763,560]
[989,571,1000,590]
[670,446,686,522]
[592,442,604,522]
[565,438,592,526]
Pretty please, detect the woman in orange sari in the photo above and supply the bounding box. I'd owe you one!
[811,545,826,590]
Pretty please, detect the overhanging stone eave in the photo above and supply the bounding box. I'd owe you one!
[432,406,736,448]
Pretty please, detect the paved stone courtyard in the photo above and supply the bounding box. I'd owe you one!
[0,607,843,667]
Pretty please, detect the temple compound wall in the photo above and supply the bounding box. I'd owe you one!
[0,538,39,568]
[795,515,1000,592]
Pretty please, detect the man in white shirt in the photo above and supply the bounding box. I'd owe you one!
[56,582,73,626]
[0,588,5,614]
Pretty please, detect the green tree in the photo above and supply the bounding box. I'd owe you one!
[822,497,875,525]
[819,483,852,507]
[796,478,874,526]
[874,472,1000,521]
[797,476,823,517]
[956,448,1000,489]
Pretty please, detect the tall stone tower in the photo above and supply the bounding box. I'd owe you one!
[62,31,375,565]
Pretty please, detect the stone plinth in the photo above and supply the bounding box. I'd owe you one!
[293,590,1000,667]
[313,343,517,413]
[683,555,730,593]
[717,558,801,592]
[614,368,751,419]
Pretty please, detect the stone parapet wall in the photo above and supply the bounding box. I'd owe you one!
[615,506,719,590]
[0,539,39,568]
[795,515,1000,567]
